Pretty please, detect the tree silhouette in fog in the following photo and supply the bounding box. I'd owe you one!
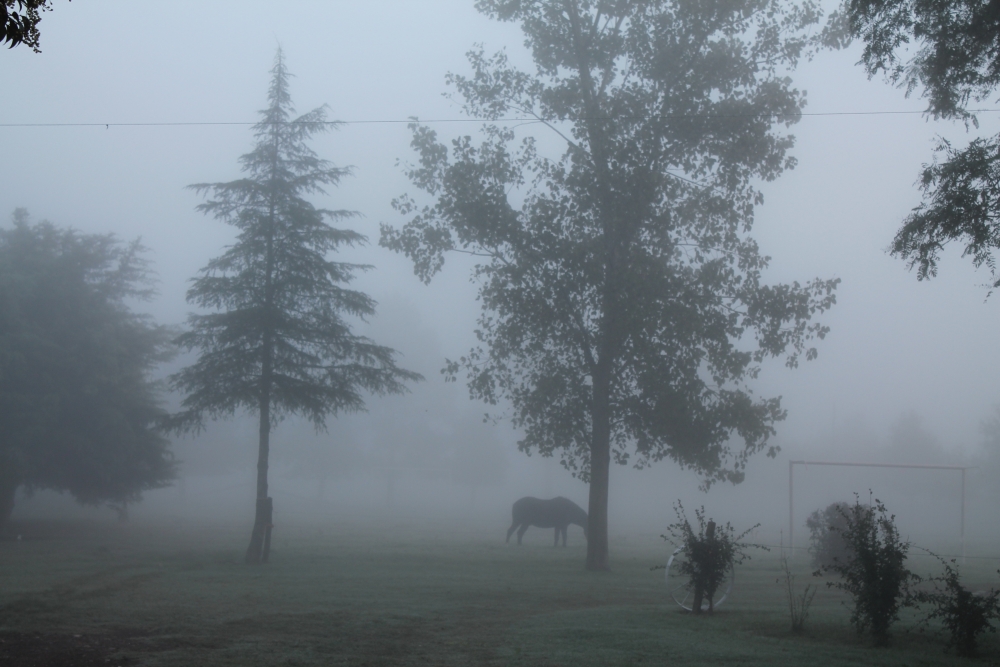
[169,49,421,564]
[382,0,840,570]
[0,209,175,528]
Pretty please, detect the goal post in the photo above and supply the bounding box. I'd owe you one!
[788,460,972,560]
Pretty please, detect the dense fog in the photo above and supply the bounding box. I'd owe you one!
[3,0,1000,561]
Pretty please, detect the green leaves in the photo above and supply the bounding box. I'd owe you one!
[849,0,1000,121]
[170,50,421,434]
[915,556,1000,657]
[891,135,1000,290]
[382,0,838,489]
[663,501,764,613]
[847,0,1000,288]
[815,495,919,646]
[1,0,53,52]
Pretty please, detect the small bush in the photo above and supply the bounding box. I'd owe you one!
[663,501,762,614]
[779,555,816,633]
[814,494,919,646]
[806,501,852,569]
[916,556,1000,657]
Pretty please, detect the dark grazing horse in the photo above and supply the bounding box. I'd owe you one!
[506,496,588,547]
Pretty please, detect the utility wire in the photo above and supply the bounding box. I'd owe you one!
[1,108,998,128]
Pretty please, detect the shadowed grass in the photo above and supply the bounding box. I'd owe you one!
[0,518,996,666]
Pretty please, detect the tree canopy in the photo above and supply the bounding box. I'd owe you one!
[845,0,1000,289]
[2,0,59,52]
[0,209,176,526]
[382,0,839,570]
[170,49,421,563]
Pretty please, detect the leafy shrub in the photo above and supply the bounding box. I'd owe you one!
[806,501,852,569]
[663,501,761,614]
[916,557,1000,657]
[814,494,919,646]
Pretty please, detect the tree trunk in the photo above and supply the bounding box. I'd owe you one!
[247,140,278,565]
[261,496,274,563]
[586,363,613,571]
[705,521,716,614]
[245,393,272,564]
[566,0,619,573]
[586,440,611,570]
[691,583,704,614]
[0,463,18,533]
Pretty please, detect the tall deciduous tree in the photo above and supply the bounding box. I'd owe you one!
[382,0,839,570]
[844,0,1000,288]
[170,50,421,564]
[0,209,176,528]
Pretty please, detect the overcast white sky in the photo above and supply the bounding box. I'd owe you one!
[3,0,999,472]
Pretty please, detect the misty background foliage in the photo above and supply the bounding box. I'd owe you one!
[0,209,175,527]
[807,500,852,569]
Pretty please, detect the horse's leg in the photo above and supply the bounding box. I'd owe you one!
[517,524,529,545]
[506,522,519,543]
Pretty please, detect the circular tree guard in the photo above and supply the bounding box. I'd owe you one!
[664,547,734,611]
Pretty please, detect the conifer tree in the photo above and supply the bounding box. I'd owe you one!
[171,50,421,564]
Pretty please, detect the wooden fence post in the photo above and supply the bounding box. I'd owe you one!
[692,520,715,614]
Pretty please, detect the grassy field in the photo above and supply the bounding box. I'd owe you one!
[1,517,998,666]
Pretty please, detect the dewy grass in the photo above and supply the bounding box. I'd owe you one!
[0,518,997,666]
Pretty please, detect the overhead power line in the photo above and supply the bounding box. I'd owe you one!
[1,108,997,128]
